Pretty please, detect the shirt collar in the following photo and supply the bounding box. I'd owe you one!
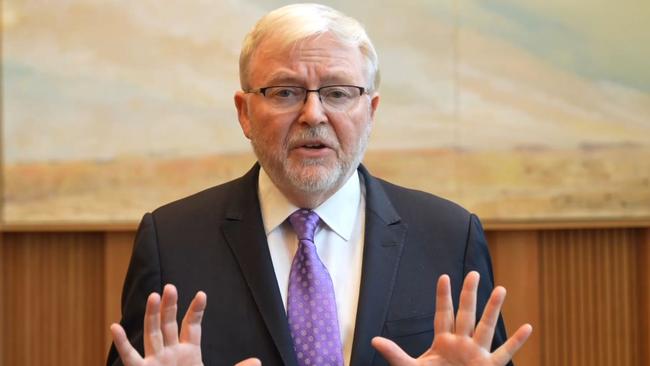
[257,167,362,241]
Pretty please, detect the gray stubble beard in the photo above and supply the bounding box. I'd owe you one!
[251,121,371,197]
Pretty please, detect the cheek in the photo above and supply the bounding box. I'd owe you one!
[332,125,362,156]
[335,112,371,149]
[251,113,292,145]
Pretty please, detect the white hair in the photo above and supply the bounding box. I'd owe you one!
[239,3,380,91]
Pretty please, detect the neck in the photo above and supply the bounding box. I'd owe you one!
[278,183,342,209]
[270,169,356,209]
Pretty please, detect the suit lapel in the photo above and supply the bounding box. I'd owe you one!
[220,165,299,366]
[350,166,407,366]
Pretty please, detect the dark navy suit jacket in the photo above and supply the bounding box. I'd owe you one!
[107,164,510,366]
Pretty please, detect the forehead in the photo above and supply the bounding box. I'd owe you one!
[248,33,367,85]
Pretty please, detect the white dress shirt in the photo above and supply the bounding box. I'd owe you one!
[257,168,366,365]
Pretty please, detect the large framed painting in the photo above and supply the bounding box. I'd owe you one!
[3,0,649,224]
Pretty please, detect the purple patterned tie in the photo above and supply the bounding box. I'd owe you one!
[287,209,344,366]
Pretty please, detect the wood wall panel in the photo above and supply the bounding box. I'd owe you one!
[488,231,541,366]
[639,229,650,366]
[0,234,5,366]
[1,233,106,366]
[539,229,641,366]
[103,231,136,351]
[1,226,648,365]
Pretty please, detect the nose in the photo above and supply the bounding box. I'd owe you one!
[298,90,328,126]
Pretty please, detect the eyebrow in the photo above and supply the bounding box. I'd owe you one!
[263,71,304,86]
[262,70,360,87]
[321,74,360,85]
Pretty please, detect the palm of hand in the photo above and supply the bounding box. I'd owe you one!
[140,344,203,366]
[110,285,206,366]
[417,333,495,366]
[372,272,532,366]
[111,285,260,366]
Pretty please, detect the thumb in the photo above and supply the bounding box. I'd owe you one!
[235,358,261,366]
[371,337,415,365]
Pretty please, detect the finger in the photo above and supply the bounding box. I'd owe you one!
[473,286,506,349]
[491,323,533,365]
[110,323,144,366]
[160,284,180,346]
[433,274,454,335]
[455,271,479,336]
[234,358,262,366]
[180,291,207,345]
[143,292,164,356]
[371,336,416,365]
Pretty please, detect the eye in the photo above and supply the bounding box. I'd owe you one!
[322,86,354,101]
[268,87,300,98]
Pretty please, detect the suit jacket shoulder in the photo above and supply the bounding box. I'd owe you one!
[152,167,258,225]
[373,175,472,227]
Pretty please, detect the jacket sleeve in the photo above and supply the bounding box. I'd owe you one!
[106,213,163,366]
[463,214,514,366]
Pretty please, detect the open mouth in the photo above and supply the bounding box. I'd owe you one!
[303,143,327,149]
[291,141,333,157]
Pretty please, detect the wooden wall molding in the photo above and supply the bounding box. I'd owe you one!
[3,217,650,233]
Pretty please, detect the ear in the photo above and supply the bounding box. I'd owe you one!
[369,93,380,119]
[234,91,252,139]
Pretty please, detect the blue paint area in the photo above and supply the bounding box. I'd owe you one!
[3,60,237,163]
[5,61,153,106]
[465,0,650,92]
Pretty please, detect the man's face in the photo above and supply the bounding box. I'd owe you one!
[235,33,379,205]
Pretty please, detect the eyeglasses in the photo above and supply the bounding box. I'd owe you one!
[245,85,367,111]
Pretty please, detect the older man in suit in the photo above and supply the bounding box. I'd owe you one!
[107,4,531,366]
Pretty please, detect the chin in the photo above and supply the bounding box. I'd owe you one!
[284,163,344,194]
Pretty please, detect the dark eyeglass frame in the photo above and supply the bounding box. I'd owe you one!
[246,85,367,102]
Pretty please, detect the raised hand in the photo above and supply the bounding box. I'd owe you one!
[110,284,261,366]
[372,272,532,366]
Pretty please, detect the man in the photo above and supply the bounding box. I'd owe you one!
[107,4,531,366]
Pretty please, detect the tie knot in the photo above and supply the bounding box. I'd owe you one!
[289,209,320,241]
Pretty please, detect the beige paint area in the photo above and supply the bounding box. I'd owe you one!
[5,147,650,222]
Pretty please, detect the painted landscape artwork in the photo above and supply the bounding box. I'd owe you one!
[3,0,650,223]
